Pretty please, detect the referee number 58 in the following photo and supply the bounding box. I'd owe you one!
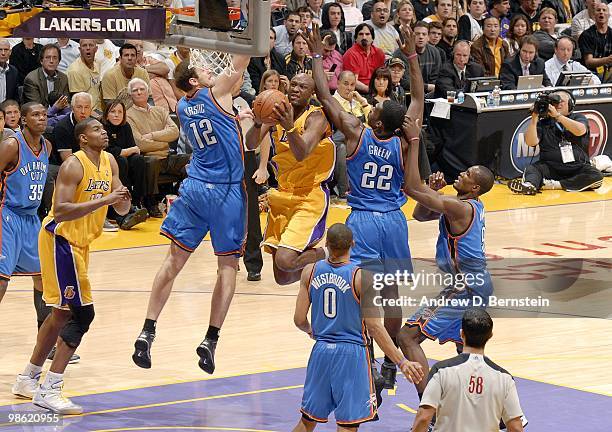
[468,375,484,394]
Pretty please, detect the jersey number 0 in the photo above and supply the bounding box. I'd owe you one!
[189,119,218,149]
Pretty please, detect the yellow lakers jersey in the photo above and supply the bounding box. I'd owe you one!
[44,150,112,247]
[270,105,335,190]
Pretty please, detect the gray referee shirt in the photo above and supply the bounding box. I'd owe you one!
[421,353,523,432]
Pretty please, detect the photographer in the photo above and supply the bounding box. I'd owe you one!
[509,90,603,195]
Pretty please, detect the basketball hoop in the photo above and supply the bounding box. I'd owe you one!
[189,48,236,78]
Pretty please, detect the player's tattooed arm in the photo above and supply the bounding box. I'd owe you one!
[0,138,19,173]
[306,23,363,144]
[294,264,314,338]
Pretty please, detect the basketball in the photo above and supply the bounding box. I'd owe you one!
[252,89,288,125]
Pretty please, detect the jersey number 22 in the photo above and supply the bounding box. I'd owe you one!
[361,162,393,191]
[190,119,218,149]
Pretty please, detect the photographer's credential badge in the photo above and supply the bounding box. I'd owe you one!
[560,140,575,163]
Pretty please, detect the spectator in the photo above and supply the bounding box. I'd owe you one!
[517,0,543,31]
[285,33,314,79]
[509,90,603,194]
[101,43,150,107]
[545,36,601,85]
[56,38,80,74]
[23,44,69,107]
[428,21,444,46]
[424,0,454,23]
[435,40,485,97]
[471,16,510,77]
[338,0,364,32]
[297,6,314,31]
[308,0,325,24]
[103,99,149,229]
[414,0,436,21]
[342,23,386,92]
[394,0,417,33]
[543,0,585,24]
[438,17,458,60]
[248,28,288,94]
[51,92,93,163]
[362,0,399,20]
[46,91,71,129]
[500,35,553,89]
[125,78,186,218]
[366,1,401,56]
[169,45,190,67]
[489,0,511,38]
[533,7,559,61]
[260,69,288,93]
[273,10,302,57]
[321,2,354,54]
[9,38,43,86]
[0,39,18,102]
[457,0,486,42]
[505,14,532,56]
[321,31,344,92]
[67,39,102,113]
[394,21,442,94]
[388,57,407,105]
[571,0,612,39]
[578,3,612,81]
[366,66,393,104]
[0,109,16,142]
[1,100,20,132]
[95,38,120,78]
[411,309,525,432]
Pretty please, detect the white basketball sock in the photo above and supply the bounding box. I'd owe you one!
[22,363,42,379]
[41,371,64,389]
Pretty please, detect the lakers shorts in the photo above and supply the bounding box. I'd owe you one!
[0,207,41,280]
[39,227,92,309]
[263,184,329,254]
[161,178,247,256]
[346,209,413,275]
[301,341,377,426]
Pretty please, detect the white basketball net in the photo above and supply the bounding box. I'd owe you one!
[189,49,236,77]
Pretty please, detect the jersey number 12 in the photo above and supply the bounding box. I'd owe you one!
[190,119,218,149]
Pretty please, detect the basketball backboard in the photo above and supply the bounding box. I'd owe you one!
[166,0,271,56]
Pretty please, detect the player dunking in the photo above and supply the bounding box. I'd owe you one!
[246,73,335,285]
[0,103,50,327]
[13,118,131,414]
[132,54,251,373]
[292,223,423,432]
[398,107,495,401]
[307,24,420,389]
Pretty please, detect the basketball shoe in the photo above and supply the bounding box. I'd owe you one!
[380,361,397,389]
[12,373,40,399]
[197,338,217,374]
[33,381,82,415]
[133,330,155,369]
[508,179,537,195]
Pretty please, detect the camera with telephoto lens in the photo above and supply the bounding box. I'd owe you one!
[533,91,562,118]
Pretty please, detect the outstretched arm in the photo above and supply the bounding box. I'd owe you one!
[412,172,446,221]
[212,54,251,108]
[306,24,363,144]
[401,26,424,125]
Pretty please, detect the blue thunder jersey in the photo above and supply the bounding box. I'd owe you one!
[177,87,244,183]
[309,260,366,345]
[1,131,48,215]
[436,199,488,276]
[346,128,407,212]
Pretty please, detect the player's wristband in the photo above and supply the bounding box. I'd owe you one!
[409,137,420,142]
[397,358,409,369]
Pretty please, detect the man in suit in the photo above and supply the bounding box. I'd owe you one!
[23,44,69,107]
[434,41,485,98]
[0,39,19,102]
[500,36,553,89]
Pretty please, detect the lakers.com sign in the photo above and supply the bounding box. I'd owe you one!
[510,110,609,172]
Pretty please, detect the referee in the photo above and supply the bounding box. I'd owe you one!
[412,309,525,432]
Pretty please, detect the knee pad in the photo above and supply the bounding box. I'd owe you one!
[60,305,95,348]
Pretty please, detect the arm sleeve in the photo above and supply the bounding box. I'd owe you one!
[457,15,472,41]
[101,74,119,101]
[149,111,180,142]
[499,62,517,90]
[23,76,42,104]
[501,378,524,424]
[578,31,594,57]
[419,371,443,409]
[52,124,74,152]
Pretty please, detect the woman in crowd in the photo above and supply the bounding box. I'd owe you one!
[285,32,313,80]
[259,69,289,94]
[505,14,532,57]
[393,0,417,33]
[532,7,559,61]
[366,67,393,106]
[457,0,486,42]
[321,2,353,54]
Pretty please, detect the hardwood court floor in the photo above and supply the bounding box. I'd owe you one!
[1,180,611,409]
